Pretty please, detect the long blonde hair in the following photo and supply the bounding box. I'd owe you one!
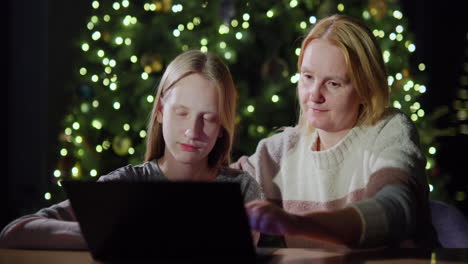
[297,14,389,129]
[144,50,237,169]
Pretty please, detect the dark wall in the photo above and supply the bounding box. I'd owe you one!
[5,0,89,231]
[6,0,49,230]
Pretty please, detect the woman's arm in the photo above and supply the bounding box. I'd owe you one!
[0,200,87,249]
[246,200,362,247]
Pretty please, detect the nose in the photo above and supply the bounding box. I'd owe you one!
[307,82,325,104]
[184,117,202,139]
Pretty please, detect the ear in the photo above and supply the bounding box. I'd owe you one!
[156,101,164,124]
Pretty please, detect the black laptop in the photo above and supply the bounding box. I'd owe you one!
[62,180,263,262]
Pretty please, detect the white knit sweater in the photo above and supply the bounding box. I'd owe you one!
[241,108,438,248]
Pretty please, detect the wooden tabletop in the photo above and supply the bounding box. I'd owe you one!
[1,247,467,263]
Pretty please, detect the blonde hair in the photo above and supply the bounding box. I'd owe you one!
[144,50,237,169]
[297,14,389,129]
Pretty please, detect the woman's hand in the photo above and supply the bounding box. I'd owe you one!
[229,155,249,170]
[245,200,298,236]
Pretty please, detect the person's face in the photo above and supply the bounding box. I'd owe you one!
[157,73,221,166]
[298,38,362,133]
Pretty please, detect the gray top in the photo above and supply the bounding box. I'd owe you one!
[98,160,262,203]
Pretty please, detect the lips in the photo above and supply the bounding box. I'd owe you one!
[311,108,327,112]
[179,143,200,152]
[306,103,327,112]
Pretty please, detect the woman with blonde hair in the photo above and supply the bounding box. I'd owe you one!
[233,14,439,248]
[0,50,261,249]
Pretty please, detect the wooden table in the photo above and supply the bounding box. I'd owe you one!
[1,247,467,263]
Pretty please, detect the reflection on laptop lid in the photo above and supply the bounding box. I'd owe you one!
[62,180,256,262]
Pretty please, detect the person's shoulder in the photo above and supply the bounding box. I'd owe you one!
[218,166,249,179]
[217,167,262,201]
[98,160,160,182]
[362,108,421,148]
[369,108,416,135]
[258,125,301,149]
[217,167,257,184]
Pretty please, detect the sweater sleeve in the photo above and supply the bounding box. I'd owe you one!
[350,110,435,247]
[240,127,299,200]
[0,200,86,249]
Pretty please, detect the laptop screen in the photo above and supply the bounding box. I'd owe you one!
[62,180,256,261]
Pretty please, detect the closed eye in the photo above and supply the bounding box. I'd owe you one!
[203,114,218,123]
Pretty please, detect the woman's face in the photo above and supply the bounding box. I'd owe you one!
[157,73,221,166]
[298,38,362,133]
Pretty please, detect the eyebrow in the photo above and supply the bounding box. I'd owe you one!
[172,104,218,115]
[300,66,350,83]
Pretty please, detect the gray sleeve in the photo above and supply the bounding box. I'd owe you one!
[350,184,416,247]
[239,172,264,203]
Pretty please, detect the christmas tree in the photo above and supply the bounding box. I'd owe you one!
[47,0,447,203]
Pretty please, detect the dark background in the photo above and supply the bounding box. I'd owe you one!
[5,0,468,232]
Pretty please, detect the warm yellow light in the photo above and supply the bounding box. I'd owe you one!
[81,43,90,52]
[218,24,229,34]
[91,31,101,40]
[92,120,102,130]
[418,63,426,71]
[123,123,130,131]
[309,16,317,24]
[128,147,135,155]
[300,21,307,29]
[429,146,436,154]
[44,192,52,200]
[290,0,298,8]
[72,122,80,130]
[247,105,255,112]
[295,48,301,56]
[272,95,280,103]
[147,95,154,103]
[231,19,238,27]
[139,130,147,138]
[96,145,103,152]
[79,67,87,75]
[337,3,344,12]
[290,73,300,84]
[60,148,68,156]
[72,167,79,177]
[393,10,403,19]
[115,36,123,45]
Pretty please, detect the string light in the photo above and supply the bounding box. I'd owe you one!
[289,0,298,8]
[337,3,345,12]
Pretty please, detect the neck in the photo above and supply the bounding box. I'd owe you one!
[316,129,352,151]
[157,156,216,181]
